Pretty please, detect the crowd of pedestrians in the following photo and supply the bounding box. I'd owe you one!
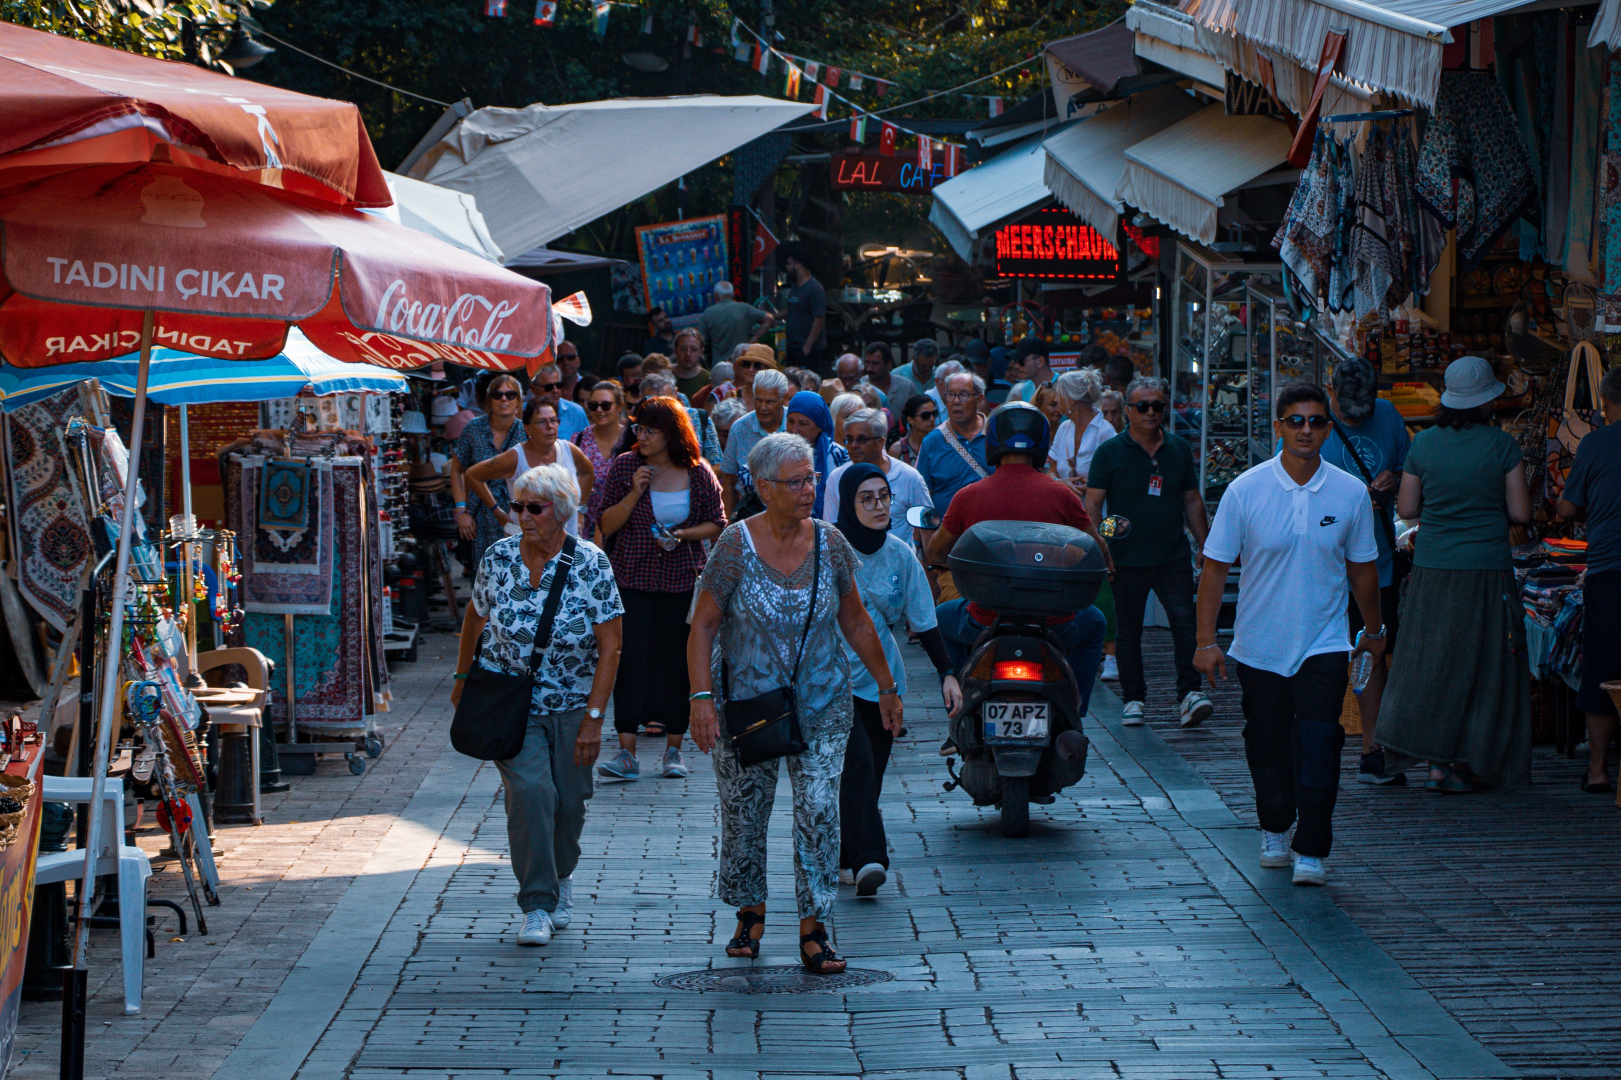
[444,320,1619,959]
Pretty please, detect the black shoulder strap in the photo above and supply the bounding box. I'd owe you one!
[788,523,821,686]
[529,536,578,672]
[1327,413,1397,551]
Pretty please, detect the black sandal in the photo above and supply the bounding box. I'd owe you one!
[799,928,846,975]
[644,721,666,737]
[726,910,764,958]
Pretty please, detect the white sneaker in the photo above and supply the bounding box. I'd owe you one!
[551,877,573,930]
[517,909,554,946]
[1259,830,1291,868]
[855,863,887,897]
[839,868,855,886]
[1292,855,1327,886]
[1121,701,1145,726]
[1100,655,1120,681]
[1179,691,1214,728]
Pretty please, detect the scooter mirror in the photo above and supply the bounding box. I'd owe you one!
[1099,515,1131,539]
[905,505,942,530]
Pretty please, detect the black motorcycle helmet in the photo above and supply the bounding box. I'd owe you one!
[985,401,1051,470]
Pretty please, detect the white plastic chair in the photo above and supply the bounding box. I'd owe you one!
[36,776,151,1014]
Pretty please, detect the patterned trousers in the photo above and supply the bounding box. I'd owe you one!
[714,720,850,921]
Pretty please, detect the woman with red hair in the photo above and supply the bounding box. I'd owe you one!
[597,396,728,779]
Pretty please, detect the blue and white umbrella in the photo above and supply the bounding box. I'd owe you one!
[0,329,408,410]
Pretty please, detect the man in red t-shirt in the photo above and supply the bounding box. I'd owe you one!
[925,403,1111,713]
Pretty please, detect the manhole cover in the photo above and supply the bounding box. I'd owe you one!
[655,965,894,994]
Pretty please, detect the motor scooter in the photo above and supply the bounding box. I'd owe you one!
[910,509,1109,837]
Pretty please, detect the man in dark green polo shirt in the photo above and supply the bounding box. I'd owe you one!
[1085,376,1212,728]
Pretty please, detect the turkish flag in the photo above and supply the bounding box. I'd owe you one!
[533,0,555,25]
[750,223,778,272]
[879,122,896,157]
[918,137,932,170]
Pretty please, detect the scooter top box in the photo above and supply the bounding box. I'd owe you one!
[948,520,1107,617]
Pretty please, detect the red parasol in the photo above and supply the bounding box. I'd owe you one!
[0,163,551,371]
[0,20,389,208]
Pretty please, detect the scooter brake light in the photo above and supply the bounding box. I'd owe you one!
[993,660,1043,681]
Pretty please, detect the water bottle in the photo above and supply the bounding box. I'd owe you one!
[1351,631,1374,694]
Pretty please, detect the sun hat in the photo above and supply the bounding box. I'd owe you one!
[1439,356,1505,409]
[737,343,777,369]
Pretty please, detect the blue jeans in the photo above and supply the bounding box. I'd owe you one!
[935,599,1106,716]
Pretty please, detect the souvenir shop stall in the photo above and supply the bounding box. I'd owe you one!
[1123,3,1620,749]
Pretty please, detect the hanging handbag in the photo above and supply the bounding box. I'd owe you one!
[1327,414,1410,587]
[721,524,819,768]
[450,536,577,761]
[1548,341,1604,502]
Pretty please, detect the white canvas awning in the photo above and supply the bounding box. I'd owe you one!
[1041,86,1203,240]
[928,131,1062,262]
[372,172,505,263]
[1594,0,1621,49]
[407,96,815,260]
[1176,0,1547,110]
[1115,104,1292,244]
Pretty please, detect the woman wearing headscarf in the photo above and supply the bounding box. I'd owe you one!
[783,390,849,519]
[833,464,960,896]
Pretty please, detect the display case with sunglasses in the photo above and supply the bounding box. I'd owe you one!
[1168,243,1282,512]
[1245,282,1322,465]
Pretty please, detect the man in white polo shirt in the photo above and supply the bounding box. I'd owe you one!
[1193,383,1384,887]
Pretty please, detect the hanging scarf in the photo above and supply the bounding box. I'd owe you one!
[834,462,889,556]
[1273,130,1339,302]
[1351,127,1397,320]
[1327,134,1358,312]
[1414,71,1539,273]
[786,390,846,514]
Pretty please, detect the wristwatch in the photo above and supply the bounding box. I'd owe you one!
[1362,624,1387,639]
[586,707,604,720]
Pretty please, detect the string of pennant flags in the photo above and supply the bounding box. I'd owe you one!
[485,3,1023,139]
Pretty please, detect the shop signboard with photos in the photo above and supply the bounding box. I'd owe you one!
[635,215,729,327]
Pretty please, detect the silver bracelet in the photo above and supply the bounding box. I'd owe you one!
[1196,644,1222,652]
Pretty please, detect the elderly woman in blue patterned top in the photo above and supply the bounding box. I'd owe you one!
[686,432,901,976]
[452,462,623,948]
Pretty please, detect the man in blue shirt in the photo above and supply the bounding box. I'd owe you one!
[1314,359,1409,785]
[530,364,588,441]
[1558,366,1621,793]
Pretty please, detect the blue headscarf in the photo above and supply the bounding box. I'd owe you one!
[786,390,846,514]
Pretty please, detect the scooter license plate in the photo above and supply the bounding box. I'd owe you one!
[984,701,1049,741]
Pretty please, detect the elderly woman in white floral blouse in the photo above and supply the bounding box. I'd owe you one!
[452,462,623,948]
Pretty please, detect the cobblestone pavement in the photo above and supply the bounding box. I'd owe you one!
[12,624,1556,1079]
[1135,628,1621,1079]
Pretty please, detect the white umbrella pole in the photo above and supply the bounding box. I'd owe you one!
[178,403,200,683]
[72,311,154,971]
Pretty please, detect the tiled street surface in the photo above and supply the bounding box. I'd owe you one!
[13,624,1600,1078]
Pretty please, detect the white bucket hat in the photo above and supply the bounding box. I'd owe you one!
[1439,356,1505,409]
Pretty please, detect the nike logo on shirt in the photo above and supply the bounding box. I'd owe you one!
[1319,516,1338,526]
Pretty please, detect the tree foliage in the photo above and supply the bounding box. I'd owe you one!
[2,0,273,69]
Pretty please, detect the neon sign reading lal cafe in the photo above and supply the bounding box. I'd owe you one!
[994,207,1120,281]
[830,150,946,192]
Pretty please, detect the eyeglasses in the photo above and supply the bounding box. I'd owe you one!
[586,401,618,413]
[530,415,560,427]
[736,360,768,370]
[514,501,553,517]
[767,471,821,493]
[488,389,521,401]
[844,433,881,446]
[557,352,578,361]
[857,491,893,510]
[633,424,663,438]
[1281,413,1331,430]
[538,381,562,392]
[1130,400,1168,414]
[912,410,938,421]
[944,391,979,403]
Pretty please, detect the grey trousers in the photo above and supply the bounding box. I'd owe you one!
[714,722,850,921]
[494,708,594,914]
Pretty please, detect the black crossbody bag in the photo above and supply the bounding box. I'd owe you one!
[721,525,819,767]
[451,536,577,761]
[1328,415,1411,587]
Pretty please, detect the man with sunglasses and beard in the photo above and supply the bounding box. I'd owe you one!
[1193,383,1383,887]
[1085,376,1212,728]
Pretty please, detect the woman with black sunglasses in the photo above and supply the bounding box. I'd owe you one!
[452,372,528,570]
[573,381,627,537]
[889,394,937,467]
